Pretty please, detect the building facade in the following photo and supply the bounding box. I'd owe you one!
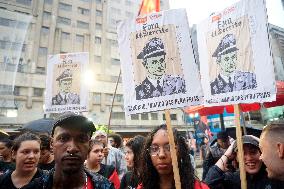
[0,0,190,135]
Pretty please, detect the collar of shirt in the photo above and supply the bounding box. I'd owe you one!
[148,76,164,88]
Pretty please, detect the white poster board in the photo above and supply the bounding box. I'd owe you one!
[117,9,203,114]
[44,52,89,113]
[197,0,276,106]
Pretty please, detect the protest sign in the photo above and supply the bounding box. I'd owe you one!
[44,52,89,113]
[197,0,276,106]
[117,9,203,115]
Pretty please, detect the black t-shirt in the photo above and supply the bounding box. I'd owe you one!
[38,160,55,171]
[120,171,139,189]
[0,169,44,189]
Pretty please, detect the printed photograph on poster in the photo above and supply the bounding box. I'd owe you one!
[44,52,89,113]
[197,0,276,106]
[208,16,257,95]
[131,25,186,100]
[118,9,203,114]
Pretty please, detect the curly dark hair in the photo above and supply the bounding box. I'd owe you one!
[125,135,145,184]
[141,124,197,189]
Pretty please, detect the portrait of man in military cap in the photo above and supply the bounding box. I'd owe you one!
[210,34,257,95]
[135,37,186,100]
[52,69,80,105]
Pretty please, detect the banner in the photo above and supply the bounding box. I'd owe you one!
[117,9,203,114]
[44,52,89,113]
[197,0,276,106]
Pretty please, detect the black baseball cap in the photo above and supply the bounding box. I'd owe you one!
[233,135,259,152]
[51,112,96,137]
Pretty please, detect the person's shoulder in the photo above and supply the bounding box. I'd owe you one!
[86,170,114,189]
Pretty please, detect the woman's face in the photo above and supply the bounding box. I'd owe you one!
[150,129,173,176]
[124,146,134,168]
[87,144,104,166]
[237,144,262,175]
[13,140,40,173]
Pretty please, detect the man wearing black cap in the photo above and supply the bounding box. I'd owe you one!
[52,69,80,105]
[210,34,257,95]
[39,112,114,189]
[205,135,284,189]
[135,37,186,100]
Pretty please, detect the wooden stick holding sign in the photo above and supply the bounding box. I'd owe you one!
[165,109,181,189]
[234,104,247,189]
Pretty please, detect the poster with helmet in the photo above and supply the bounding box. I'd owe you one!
[117,9,203,115]
[197,0,276,106]
[44,52,89,113]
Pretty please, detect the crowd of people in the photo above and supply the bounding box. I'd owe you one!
[0,112,283,189]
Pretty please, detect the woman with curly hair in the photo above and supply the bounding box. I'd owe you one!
[120,135,145,189]
[139,124,209,189]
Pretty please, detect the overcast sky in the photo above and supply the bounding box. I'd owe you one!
[169,0,284,28]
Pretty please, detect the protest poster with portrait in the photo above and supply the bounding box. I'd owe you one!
[44,52,89,113]
[197,0,276,106]
[117,9,203,114]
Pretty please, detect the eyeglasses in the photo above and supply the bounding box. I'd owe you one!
[148,144,171,156]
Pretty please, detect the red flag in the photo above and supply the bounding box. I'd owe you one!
[138,0,160,15]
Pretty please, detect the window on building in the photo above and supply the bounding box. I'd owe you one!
[41,26,49,35]
[111,112,125,120]
[43,11,51,20]
[35,67,45,74]
[96,0,102,3]
[151,113,158,120]
[0,18,16,27]
[111,58,120,65]
[96,10,102,17]
[13,86,20,96]
[33,88,43,97]
[78,7,90,15]
[141,113,149,120]
[95,37,101,44]
[115,94,123,102]
[61,32,70,40]
[94,56,101,63]
[38,47,47,56]
[76,34,84,43]
[162,114,177,120]
[44,0,53,4]
[77,21,89,29]
[131,114,139,120]
[0,85,13,95]
[93,93,101,103]
[108,39,117,46]
[96,23,102,30]
[16,0,32,6]
[59,2,72,11]
[110,19,117,25]
[80,0,90,2]
[57,16,71,25]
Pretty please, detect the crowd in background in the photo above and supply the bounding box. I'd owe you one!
[0,112,283,189]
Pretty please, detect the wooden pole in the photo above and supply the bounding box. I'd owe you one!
[165,109,181,189]
[234,104,247,189]
[105,69,121,163]
[240,111,247,135]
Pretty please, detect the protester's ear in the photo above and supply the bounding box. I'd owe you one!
[277,143,284,159]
